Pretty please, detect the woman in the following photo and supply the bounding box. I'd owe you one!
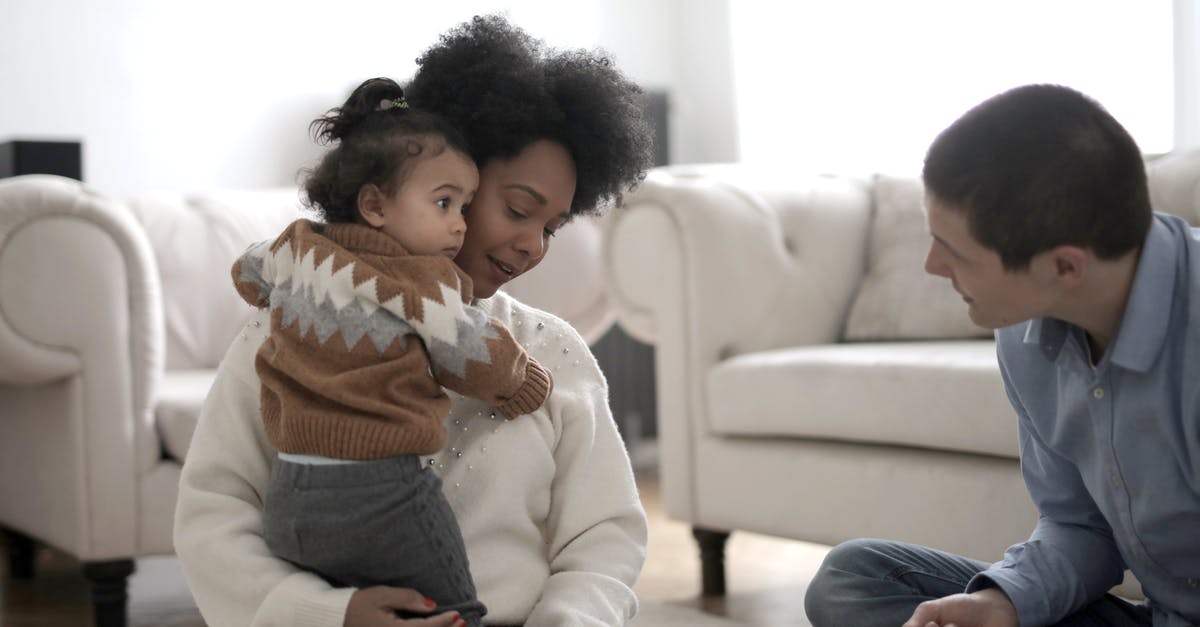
[174,15,654,627]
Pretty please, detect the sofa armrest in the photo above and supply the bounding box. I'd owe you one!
[0,174,164,558]
[602,165,872,517]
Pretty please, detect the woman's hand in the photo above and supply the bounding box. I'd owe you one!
[345,586,465,627]
[902,587,1019,627]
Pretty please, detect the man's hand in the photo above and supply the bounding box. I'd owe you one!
[902,587,1019,627]
[345,586,465,627]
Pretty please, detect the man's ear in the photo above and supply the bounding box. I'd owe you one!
[1047,245,1089,288]
[357,184,387,227]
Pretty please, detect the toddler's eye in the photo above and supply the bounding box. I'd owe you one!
[436,198,451,209]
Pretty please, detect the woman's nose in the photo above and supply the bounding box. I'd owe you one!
[514,226,545,259]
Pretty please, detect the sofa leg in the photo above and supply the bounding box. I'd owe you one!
[3,528,37,579]
[83,559,136,627]
[692,526,731,596]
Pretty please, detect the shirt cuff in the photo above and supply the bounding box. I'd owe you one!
[968,567,1046,627]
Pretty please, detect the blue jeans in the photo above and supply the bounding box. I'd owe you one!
[804,538,1152,627]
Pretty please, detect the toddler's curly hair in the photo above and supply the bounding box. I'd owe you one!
[303,77,471,224]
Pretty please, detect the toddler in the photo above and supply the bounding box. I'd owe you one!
[231,77,553,627]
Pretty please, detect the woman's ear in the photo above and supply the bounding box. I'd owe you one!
[357,184,387,227]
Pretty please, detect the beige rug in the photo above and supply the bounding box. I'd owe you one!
[632,601,747,626]
[129,556,752,626]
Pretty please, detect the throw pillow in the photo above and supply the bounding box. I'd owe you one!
[843,174,991,341]
[1146,148,1200,226]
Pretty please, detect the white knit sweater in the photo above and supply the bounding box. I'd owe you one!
[173,290,648,626]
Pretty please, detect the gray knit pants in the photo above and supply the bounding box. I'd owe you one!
[263,455,485,626]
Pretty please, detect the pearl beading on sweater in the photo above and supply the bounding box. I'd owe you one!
[420,316,585,489]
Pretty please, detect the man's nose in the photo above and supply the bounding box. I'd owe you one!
[924,243,950,278]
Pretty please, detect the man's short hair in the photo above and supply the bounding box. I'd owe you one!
[922,84,1152,271]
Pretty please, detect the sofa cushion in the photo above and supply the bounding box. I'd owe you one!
[128,189,311,370]
[706,340,1019,459]
[156,369,217,462]
[844,175,990,341]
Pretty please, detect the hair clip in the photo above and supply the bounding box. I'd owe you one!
[378,97,409,111]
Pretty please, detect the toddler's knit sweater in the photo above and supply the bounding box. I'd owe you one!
[231,219,552,460]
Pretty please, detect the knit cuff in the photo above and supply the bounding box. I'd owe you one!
[291,584,355,627]
[496,359,553,418]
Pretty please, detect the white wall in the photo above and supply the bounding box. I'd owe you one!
[729,1,1184,176]
[0,0,740,193]
[1177,0,1200,150]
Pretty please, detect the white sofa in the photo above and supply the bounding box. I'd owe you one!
[0,174,613,626]
[602,150,1200,598]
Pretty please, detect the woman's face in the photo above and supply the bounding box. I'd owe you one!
[454,139,577,298]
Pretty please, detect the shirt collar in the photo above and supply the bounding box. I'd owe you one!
[1023,317,1068,363]
[1022,215,1176,372]
[1107,215,1176,372]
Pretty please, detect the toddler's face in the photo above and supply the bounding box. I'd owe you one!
[375,150,478,258]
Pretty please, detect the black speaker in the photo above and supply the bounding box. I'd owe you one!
[640,90,670,167]
[0,140,83,181]
[594,89,670,451]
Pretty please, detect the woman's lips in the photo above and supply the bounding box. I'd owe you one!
[488,255,517,281]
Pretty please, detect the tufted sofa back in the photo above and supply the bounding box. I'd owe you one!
[605,165,875,361]
[126,189,312,370]
[126,188,616,372]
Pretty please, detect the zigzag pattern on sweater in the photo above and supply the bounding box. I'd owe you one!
[239,239,499,380]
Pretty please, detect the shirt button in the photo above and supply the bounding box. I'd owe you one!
[1189,578,1198,587]
[1093,387,1105,399]
[1110,474,1121,488]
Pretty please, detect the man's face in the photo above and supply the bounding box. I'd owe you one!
[923,193,1054,329]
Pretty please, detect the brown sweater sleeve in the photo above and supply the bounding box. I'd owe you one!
[370,252,553,418]
[230,222,300,309]
[231,245,272,309]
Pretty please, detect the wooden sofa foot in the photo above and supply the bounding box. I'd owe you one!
[83,559,136,627]
[692,526,731,596]
[3,528,37,579]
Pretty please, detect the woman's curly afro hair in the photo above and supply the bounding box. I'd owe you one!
[405,14,654,216]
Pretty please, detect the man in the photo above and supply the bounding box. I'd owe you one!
[804,84,1200,627]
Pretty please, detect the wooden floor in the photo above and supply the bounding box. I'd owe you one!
[0,451,828,626]
[630,461,828,625]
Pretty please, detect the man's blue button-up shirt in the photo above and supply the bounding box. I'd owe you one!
[969,213,1200,626]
